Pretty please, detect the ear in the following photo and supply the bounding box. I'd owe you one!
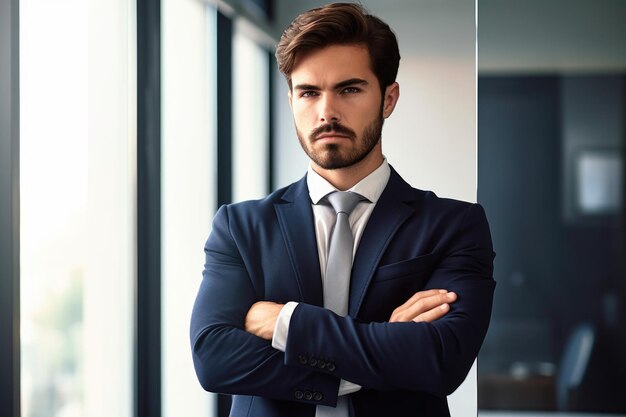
[382,82,400,119]
[288,89,293,112]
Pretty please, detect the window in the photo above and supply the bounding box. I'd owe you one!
[15,1,276,417]
[232,21,270,202]
[161,1,217,416]
[20,0,135,416]
[477,1,626,410]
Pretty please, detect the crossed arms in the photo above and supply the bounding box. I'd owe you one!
[245,289,458,340]
[190,203,495,406]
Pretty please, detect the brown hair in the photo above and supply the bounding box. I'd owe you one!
[275,3,400,93]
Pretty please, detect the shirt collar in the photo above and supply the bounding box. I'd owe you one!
[307,159,391,205]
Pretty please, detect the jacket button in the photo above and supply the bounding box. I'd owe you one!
[304,391,313,400]
[313,392,323,401]
[298,355,307,365]
[309,358,318,366]
[317,360,326,369]
[327,362,336,372]
[294,390,304,400]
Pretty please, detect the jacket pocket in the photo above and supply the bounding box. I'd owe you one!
[359,254,438,322]
[373,253,436,282]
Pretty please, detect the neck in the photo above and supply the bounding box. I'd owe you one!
[312,145,384,191]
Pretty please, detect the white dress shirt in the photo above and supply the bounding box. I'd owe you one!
[271,159,391,402]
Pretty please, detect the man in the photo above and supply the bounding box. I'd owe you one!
[190,3,495,416]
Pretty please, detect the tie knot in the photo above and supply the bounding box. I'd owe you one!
[326,191,363,216]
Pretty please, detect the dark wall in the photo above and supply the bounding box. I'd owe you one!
[477,75,626,396]
[479,76,564,369]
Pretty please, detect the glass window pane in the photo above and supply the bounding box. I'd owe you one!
[20,0,134,416]
[233,24,269,202]
[161,1,216,416]
[478,2,626,413]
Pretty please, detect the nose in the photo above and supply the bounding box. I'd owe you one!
[319,94,340,123]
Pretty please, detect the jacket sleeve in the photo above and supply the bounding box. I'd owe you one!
[190,205,340,406]
[283,203,496,398]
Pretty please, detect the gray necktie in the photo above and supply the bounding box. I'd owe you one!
[324,191,362,316]
[317,191,362,417]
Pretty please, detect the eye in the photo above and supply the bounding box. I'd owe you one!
[300,91,319,98]
[341,86,361,94]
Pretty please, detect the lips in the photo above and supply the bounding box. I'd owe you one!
[316,133,351,140]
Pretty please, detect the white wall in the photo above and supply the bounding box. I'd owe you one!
[272,0,477,203]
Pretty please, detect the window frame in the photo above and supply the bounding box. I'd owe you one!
[136,0,162,416]
[0,0,21,416]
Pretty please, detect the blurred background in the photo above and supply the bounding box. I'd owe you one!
[0,0,624,417]
[478,0,626,414]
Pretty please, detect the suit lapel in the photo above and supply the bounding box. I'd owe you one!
[274,177,324,307]
[349,168,416,316]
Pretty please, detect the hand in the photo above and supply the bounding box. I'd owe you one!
[245,301,284,340]
[389,289,457,323]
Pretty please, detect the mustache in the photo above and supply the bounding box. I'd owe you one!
[310,122,356,140]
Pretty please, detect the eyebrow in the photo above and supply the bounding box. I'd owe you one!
[334,78,368,90]
[293,78,369,92]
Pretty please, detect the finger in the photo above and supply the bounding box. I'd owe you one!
[406,291,456,319]
[413,302,450,323]
[395,289,447,311]
[404,291,456,317]
[390,290,449,322]
[393,292,456,322]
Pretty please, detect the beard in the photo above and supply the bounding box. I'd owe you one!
[296,113,384,170]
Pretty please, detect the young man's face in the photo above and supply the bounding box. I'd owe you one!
[289,44,398,172]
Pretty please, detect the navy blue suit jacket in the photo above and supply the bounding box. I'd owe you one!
[190,167,495,417]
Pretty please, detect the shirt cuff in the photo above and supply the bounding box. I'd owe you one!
[338,379,362,396]
[271,301,299,352]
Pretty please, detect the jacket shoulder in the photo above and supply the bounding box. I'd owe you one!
[217,176,306,220]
